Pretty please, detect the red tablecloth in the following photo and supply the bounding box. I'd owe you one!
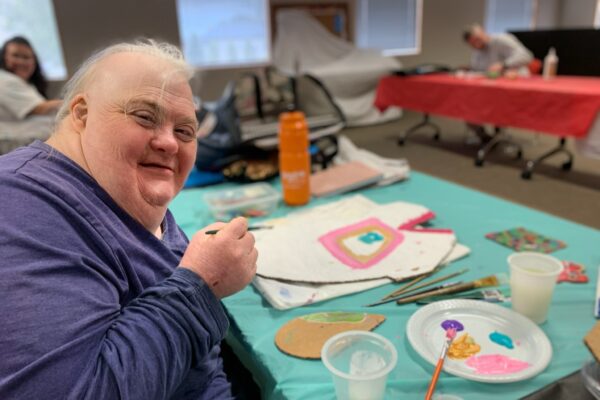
[375,74,600,138]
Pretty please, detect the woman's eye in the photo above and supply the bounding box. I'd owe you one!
[175,128,197,142]
[134,112,156,125]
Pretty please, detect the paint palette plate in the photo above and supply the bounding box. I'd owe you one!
[406,299,552,383]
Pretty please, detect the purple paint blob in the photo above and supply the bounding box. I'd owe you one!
[441,319,464,332]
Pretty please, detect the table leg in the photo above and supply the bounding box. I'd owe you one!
[475,127,523,167]
[521,137,573,180]
[398,114,441,145]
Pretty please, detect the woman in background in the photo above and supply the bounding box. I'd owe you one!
[0,36,61,121]
[0,36,62,154]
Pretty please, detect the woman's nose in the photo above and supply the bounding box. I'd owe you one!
[150,126,179,154]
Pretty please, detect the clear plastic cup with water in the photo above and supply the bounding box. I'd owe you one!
[508,252,563,324]
[321,330,397,400]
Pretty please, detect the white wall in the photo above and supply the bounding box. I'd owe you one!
[559,0,597,27]
[47,0,597,99]
[395,0,485,69]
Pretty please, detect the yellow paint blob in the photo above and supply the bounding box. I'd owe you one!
[448,333,481,360]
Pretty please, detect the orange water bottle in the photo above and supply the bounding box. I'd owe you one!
[278,111,311,206]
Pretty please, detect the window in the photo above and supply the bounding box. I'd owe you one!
[355,0,422,56]
[485,0,536,34]
[176,0,270,69]
[0,0,66,80]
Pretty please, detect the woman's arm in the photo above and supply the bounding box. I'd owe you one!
[28,98,62,116]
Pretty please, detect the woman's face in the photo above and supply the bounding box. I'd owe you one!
[4,42,36,81]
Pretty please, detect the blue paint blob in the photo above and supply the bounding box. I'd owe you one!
[489,331,514,349]
[441,319,464,332]
[359,231,384,244]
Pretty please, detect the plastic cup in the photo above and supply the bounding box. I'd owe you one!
[508,252,563,324]
[321,330,397,400]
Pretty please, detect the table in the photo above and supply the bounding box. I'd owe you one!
[171,174,600,400]
[374,74,600,177]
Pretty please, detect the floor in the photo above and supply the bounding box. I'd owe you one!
[342,111,600,230]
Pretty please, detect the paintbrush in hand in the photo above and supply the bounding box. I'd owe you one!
[204,225,273,235]
[396,274,507,305]
[425,327,457,400]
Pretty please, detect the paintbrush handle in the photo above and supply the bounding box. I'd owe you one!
[382,267,464,300]
[425,347,447,400]
[204,226,272,235]
[402,268,468,295]
[397,274,499,305]
[382,273,430,300]
[397,282,476,304]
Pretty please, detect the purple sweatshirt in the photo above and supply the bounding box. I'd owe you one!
[0,141,232,399]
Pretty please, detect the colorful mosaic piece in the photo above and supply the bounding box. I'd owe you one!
[557,261,588,283]
[485,227,566,254]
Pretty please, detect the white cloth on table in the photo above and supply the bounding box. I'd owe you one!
[334,135,410,186]
[272,9,401,127]
[576,114,600,160]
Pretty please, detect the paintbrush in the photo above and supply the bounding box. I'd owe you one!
[381,268,469,301]
[396,274,507,305]
[204,225,273,235]
[381,271,432,300]
[365,281,464,307]
[416,288,510,305]
[425,327,457,400]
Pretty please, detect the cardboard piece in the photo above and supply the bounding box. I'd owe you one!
[253,196,455,284]
[584,321,600,362]
[275,312,385,359]
[310,161,383,197]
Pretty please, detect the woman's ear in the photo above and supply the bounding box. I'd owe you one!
[69,95,88,132]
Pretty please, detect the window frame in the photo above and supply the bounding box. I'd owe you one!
[484,0,538,34]
[355,0,423,57]
[175,0,272,70]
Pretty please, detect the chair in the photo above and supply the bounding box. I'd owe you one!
[194,71,346,174]
[238,70,346,150]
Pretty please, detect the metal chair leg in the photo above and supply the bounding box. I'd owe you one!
[474,127,523,167]
[398,114,441,145]
[521,138,573,179]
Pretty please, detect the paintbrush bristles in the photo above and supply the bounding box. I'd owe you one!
[474,275,499,288]
[396,274,503,305]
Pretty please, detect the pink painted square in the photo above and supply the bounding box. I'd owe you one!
[318,217,404,269]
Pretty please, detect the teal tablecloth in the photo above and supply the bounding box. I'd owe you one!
[170,172,600,400]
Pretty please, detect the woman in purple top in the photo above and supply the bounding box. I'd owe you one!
[0,40,257,399]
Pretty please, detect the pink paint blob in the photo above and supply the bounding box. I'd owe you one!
[465,354,530,375]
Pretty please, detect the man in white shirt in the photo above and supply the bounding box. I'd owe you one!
[464,24,533,75]
[462,24,533,144]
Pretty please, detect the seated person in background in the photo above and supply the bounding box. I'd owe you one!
[0,36,62,120]
[463,24,533,76]
[462,24,534,143]
[0,39,257,399]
